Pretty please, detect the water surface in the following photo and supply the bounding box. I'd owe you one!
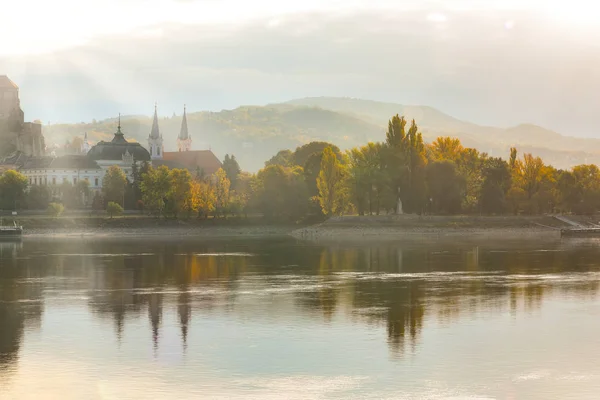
[1,237,600,399]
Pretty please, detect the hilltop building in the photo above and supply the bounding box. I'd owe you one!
[0,75,45,157]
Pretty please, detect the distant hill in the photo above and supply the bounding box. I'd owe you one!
[41,97,600,172]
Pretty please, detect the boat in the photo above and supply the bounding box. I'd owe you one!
[561,227,600,237]
[0,218,23,238]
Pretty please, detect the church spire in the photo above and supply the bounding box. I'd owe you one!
[177,105,192,152]
[150,102,160,139]
[179,105,189,140]
[148,103,163,160]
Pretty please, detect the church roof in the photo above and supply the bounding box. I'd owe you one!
[0,75,18,89]
[162,150,222,175]
[179,106,189,140]
[149,104,160,139]
[88,119,151,162]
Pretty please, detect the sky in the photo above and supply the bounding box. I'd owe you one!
[1,0,600,136]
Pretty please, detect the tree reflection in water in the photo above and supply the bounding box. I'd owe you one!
[1,237,600,370]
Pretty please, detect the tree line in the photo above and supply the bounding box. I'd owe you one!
[3,113,600,218]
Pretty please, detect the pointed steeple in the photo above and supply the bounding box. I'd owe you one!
[150,102,160,139]
[179,105,189,140]
[177,105,192,152]
[148,104,164,160]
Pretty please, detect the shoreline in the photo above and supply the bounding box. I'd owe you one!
[6,214,592,241]
[290,215,572,242]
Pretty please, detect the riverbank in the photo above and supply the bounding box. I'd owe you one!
[290,215,582,242]
[10,216,300,238]
[6,214,597,240]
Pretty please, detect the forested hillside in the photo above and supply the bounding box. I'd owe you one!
[41,98,600,171]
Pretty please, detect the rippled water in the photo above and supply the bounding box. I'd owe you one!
[2,237,600,399]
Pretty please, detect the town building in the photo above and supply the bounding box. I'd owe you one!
[87,115,151,179]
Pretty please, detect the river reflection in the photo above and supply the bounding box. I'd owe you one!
[2,237,600,398]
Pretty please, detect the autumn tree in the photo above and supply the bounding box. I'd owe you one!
[428,137,464,162]
[0,170,28,210]
[140,165,171,216]
[168,168,193,218]
[214,168,231,217]
[317,147,347,216]
[102,166,127,206]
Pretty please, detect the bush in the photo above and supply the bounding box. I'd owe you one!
[106,201,124,218]
[47,202,65,218]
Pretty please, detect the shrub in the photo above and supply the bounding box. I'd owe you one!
[47,202,65,218]
[106,201,124,218]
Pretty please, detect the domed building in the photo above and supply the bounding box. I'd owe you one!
[88,116,151,178]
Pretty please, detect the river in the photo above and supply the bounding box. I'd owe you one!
[1,236,600,399]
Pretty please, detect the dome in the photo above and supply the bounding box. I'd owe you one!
[87,123,151,162]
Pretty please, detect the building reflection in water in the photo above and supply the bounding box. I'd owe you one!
[1,237,600,368]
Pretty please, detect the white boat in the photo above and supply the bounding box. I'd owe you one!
[0,218,23,237]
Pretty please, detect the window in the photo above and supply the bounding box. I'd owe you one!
[29,178,32,185]
[63,177,67,183]
[73,177,77,184]
[34,177,37,185]
[44,177,47,185]
[95,178,99,186]
[52,177,56,185]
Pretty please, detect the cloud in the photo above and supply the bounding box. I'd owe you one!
[2,10,600,137]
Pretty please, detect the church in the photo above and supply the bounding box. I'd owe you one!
[147,104,222,176]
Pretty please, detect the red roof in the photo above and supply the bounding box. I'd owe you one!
[162,150,222,175]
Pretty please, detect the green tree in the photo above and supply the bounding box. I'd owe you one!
[253,165,310,220]
[106,201,124,218]
[265,149,293,167]
[214,168,231,217]
[347,142,389,215]
[317,147,347,216]
[27,185,51,210]
[168,168,193,218]
[384,116,427,214]
[141,165,171,217]
[571,165,600,214]
[222,154,242,189]
[292,142,341,167]
[479,158,512,214]
[47,202,64,218]
[0,170,28,210]
[102,166,127,206]
[426,161,465,214]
